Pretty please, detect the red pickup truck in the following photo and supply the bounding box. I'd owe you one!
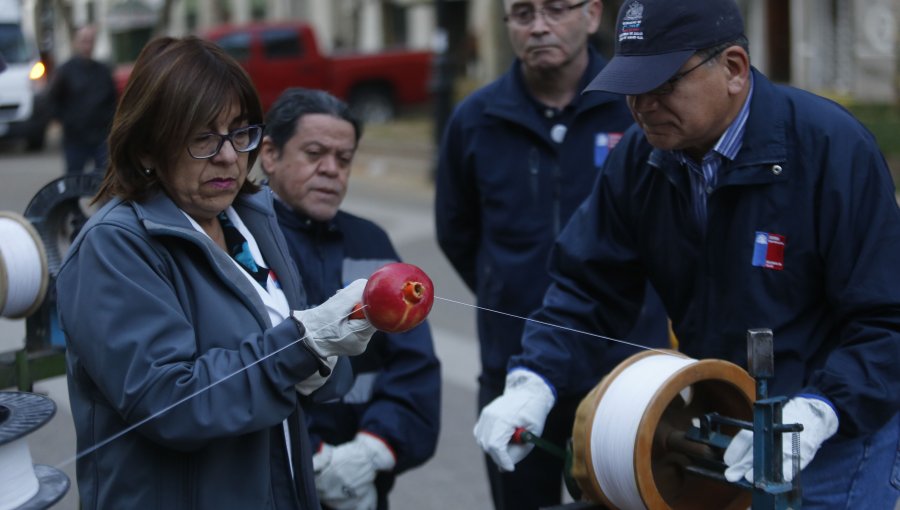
[115,22,433,123]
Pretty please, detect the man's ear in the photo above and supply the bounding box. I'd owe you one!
[259,136,279,176]
[721,46,750,95]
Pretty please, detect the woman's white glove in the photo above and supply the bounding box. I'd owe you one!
[292,279,376,358]
[723,395,839,483]
[312,433,396,510]
[473,369,556,472]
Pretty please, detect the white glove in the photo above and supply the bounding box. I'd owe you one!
[292,279,376,358]
[312,433,397,510]
[473,369,556,472]
[294,356,339,395]
[723,395,839,483]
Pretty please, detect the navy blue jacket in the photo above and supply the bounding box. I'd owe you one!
[275,200,441,478]
[514,69,900,437]
[436,49,668,389]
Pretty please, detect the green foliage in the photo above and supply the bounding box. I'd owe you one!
[846,103,900,188]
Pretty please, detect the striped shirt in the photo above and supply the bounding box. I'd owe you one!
[675,75,754,228]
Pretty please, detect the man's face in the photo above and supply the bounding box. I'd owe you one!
[73,27,96,59]
[504,0,600,72]
[261,113,357,222]
[626,51,736,157]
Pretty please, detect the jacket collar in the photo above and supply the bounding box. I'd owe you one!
[483,47,622,130]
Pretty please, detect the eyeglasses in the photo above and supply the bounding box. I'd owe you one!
[187,124,264,159]
[504,0,590,27]
[646,48,725,96]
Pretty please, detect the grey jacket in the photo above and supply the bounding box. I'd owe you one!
[58,189,338,509]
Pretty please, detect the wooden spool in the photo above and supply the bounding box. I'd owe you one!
[0,212,49,319]
[571,350,755,510]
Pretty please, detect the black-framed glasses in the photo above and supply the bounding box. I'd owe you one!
[187,124,265,159]
[646,48,725,96]
[504,0,590,26]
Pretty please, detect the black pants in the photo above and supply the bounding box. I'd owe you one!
[479,381,582,510]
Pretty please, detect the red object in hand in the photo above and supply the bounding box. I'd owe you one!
[348,263,434,333]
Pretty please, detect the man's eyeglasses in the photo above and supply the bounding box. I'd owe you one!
[646,48,725,96]
[504,0,590,27]
[187,124,265,159]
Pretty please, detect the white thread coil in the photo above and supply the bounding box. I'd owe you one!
[0,438,40,510]
[0,213,49,319]
[591,353,696,510]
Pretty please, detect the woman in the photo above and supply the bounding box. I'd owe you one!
[56,36,375,509]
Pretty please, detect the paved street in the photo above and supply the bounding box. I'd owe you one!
[0,119,497,509]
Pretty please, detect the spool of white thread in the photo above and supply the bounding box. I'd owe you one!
[570,350,755,510]
[592,354,696,509]
[0,438,39,510]
[0,212,49,319]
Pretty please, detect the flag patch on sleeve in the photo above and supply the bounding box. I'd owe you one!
[594,132,623,166]
[752,232,786,270]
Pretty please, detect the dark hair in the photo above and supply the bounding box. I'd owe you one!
[95,36,263,203]
[264,88,363,154]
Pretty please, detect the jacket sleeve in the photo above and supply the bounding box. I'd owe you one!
[358,322,442,473]
[805,124,900,436]
[435,104,480,292]
[510,139,657,395]
[57,222,324,451]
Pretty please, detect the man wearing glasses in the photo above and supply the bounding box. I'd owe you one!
[475,0,900,507]
[435,1,668,508]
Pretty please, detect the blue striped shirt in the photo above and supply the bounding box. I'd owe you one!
[675,75,754,227]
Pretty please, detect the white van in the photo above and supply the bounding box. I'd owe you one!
[0,0,50,150]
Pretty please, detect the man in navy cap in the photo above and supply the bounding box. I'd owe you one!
[474,0,900,507]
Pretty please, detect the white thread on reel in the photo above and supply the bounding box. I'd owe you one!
[0,438,40,510]
[591,353,696,510]
[0,213,49,319]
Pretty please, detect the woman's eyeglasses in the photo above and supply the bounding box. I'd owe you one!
[187,124,265,159]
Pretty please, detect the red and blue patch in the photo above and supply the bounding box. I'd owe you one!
[594,132,622,166]
[752,231,786,270]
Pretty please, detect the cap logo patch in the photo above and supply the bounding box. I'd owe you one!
[619,2,645,42]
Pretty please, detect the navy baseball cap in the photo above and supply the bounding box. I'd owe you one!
[586,0,744,95]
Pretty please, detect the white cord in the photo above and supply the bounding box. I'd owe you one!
[591,353,696,510]
[0,215,47,318]
[0,438,40,510]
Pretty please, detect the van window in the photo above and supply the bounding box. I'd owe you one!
[262,29,302,59]
[215,32,251,61]
[0,23,29,63]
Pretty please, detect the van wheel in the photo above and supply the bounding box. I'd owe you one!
[350,87,395,124]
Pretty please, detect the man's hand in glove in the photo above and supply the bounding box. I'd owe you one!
[724,395,839,483]
[293,279,376,358]
[312,432,396,510]
[473,368,556,472]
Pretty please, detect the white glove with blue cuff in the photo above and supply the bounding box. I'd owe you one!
[723,395,838,483]
[312,432,396,510]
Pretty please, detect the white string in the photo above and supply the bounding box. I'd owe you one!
[56,305,369,470]
[0,216,45,318]
[57,294,668,473]
[0,438,40,510]
[592,353,696,509]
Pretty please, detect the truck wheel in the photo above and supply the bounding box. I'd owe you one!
[350,88,395,124]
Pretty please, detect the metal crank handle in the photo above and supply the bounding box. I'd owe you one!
[511,427,567,461]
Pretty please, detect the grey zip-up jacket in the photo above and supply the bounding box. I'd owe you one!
[58,189,345,509]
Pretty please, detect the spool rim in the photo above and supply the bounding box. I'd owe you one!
[634,358,755,510]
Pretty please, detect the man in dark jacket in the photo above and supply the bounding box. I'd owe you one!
[47,25,117,174]
[435,1,668,508]
[475,1,900,507]
[260,88,441,510]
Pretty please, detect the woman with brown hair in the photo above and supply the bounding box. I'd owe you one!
[56,36,375,509]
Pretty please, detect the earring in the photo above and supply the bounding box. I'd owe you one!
[143,168,154,176]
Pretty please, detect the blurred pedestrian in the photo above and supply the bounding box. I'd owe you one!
[261,87,441,510]
[434,1,669,508]
[475,0,900,507]
[56,36,375,509]
[47,25,117,174]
